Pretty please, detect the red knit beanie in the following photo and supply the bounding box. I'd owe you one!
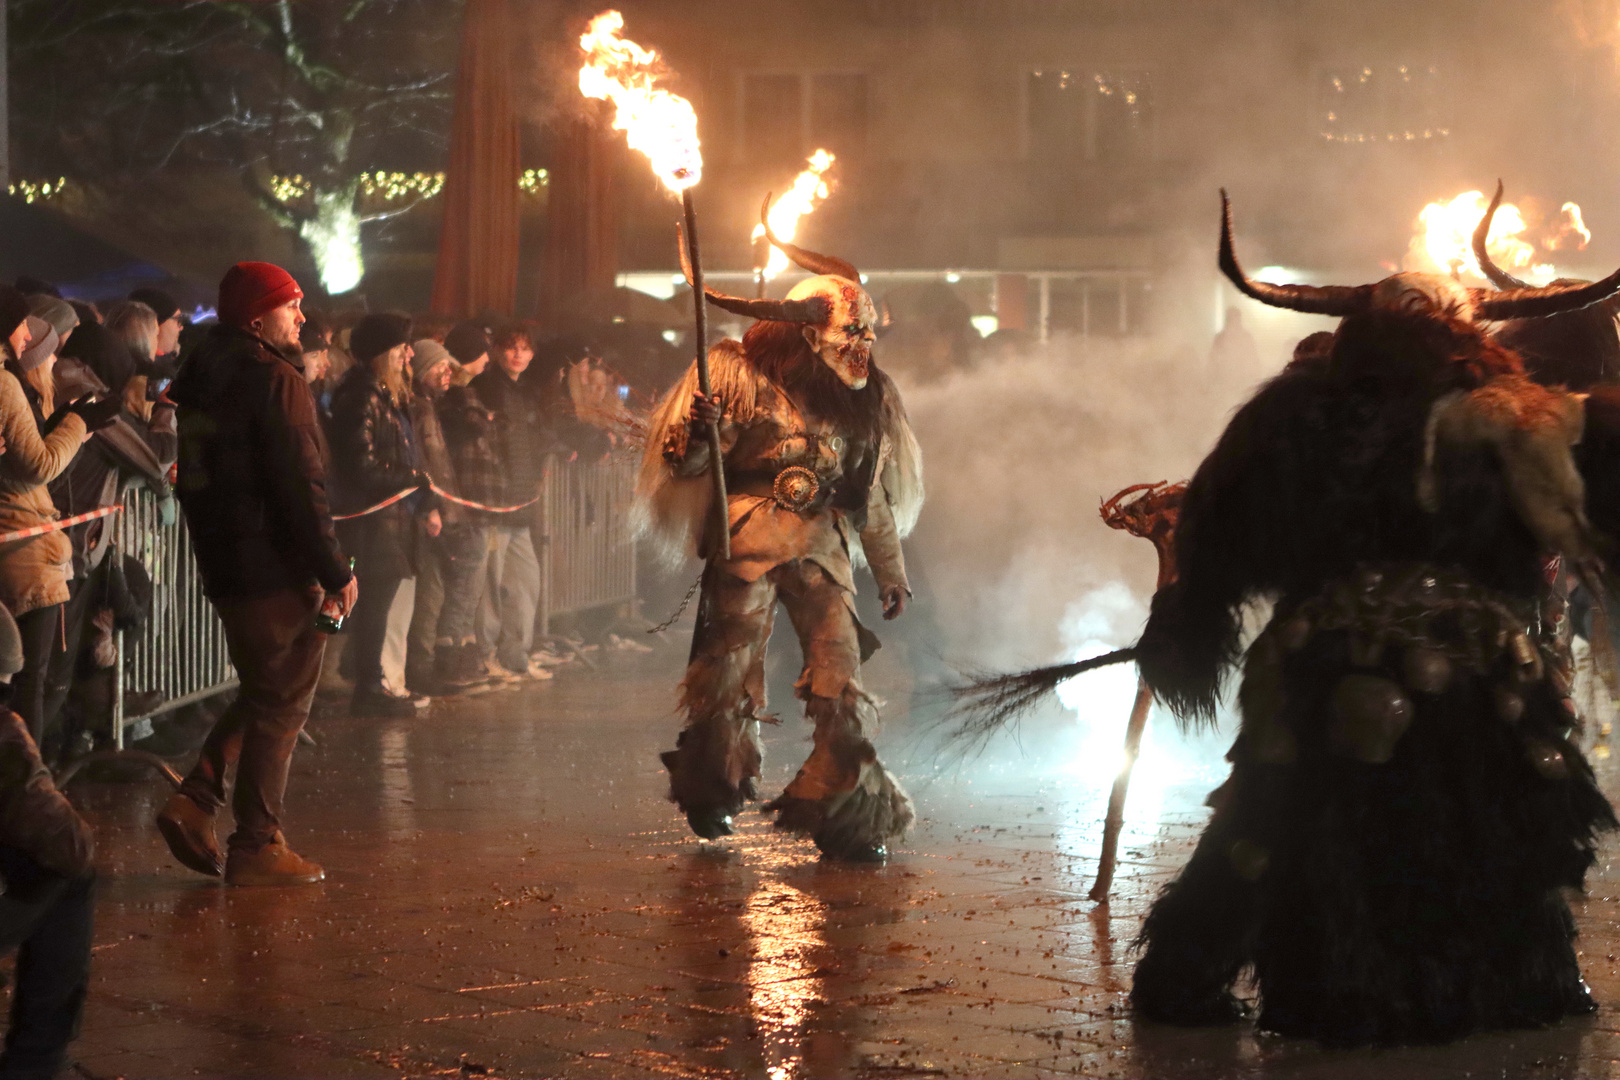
[218,262,303,329]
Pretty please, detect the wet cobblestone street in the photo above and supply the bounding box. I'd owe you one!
[42,647,1620,1079]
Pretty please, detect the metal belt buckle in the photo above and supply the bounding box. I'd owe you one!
[772,466,820,512]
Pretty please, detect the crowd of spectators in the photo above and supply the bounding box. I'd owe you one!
[0,261,664,1072]
[0,269,653,740]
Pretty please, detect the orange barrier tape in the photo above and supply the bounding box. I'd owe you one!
[0,504,122,545]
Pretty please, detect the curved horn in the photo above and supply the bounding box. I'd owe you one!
[1473,268,1620,321]
[1219,190,1372,317]
[759,194,862,282]
[1472,180,1531,290]
[675,224,830,324]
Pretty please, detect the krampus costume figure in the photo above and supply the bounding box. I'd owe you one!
[1474,181,1620,390]
[637,225,923,862]
[960,193,1620,1044]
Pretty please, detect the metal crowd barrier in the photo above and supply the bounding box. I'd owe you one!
[537,451,640,635]
[96,454,640,747]
[108,485,236,749]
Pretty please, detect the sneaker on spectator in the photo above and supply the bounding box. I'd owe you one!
[438,643,489,690]
[482,658,523,684]
[351,685,415,719]
[607,633,654,654]
[381,679,431,709]
[522,660,555,681]
[528,646,571,667]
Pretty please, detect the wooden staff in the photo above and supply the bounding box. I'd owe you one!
[1089,481,1186,903]
[680,189,730,561]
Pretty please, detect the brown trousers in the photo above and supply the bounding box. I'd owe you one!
[179,587,326,852]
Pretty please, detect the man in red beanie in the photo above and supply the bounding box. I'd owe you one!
[155,262,356,886]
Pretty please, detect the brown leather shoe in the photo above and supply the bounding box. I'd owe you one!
[224,834,325,886]
[155,793,223,877]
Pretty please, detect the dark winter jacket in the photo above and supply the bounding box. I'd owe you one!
[0,706,92,878]
[409,389,460,528]
[51,356,173,576]
[171,324,350,600]
[327,366,430,580]
[471,368,559,509]
[437,384,503,515]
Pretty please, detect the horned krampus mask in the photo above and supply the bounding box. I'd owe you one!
[1218,189,1620,323]
[682,198,878,389]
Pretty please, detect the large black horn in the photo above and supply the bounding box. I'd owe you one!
[759,195,862,282]
[1472,181,1531,290]
[1473,268,1620,321]
[675,224,829,324]
[1219,190,1373,317]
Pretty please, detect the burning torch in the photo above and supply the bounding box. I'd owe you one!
[579,10,729,558]
[752,150,836,298]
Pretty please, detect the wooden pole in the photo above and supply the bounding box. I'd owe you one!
[680,189,730,562]
[1089,481,1185,903]
[1088,678,1154,902]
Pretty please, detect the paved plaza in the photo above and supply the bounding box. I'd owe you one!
[37,645,1620,1079]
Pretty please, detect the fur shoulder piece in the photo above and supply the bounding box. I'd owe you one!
[632,341,769,565]
[1419,373,1596,569]
[874,369,924,538]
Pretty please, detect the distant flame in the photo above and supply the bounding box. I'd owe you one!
[1409,189,1592,284]
[1551,202,1593,252]
[751,150,837,281]
[578,10,701,193]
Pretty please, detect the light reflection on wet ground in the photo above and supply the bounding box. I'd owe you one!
[39,648,1620,1079]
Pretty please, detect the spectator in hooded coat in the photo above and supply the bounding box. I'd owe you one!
[44,321,176,763]
[0,298,117,750]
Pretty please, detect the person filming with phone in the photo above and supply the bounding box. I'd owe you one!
[156,262,355,887]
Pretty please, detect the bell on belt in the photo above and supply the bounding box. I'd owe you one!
[772,466,820,512]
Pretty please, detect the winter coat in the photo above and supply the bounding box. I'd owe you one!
[0,706,93,878]
[471,368,559,509]
[0,367,86,617]
[171,325,350,600]
[327,366,430,581]
[437,384,503,515]
[409,390,461,528]
[51,356,174,576]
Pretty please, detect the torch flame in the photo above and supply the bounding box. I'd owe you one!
[578,10,701,192]
[1409,189,1593,284]
[1552,202,1593,252]
[751,150,837,282]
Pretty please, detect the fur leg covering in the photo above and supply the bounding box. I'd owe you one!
[766,687,914,859]
[1130,768,1266,1026]
[663,570,773,838]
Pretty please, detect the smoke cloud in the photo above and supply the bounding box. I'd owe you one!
[892,327,1274,791]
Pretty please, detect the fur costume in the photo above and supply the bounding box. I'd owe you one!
[637,320,923,860]
[1125,199,1620,1046]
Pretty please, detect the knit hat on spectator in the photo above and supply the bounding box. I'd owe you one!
[349,312,413,364]
[129,287,181,324]
[444,320,491,366]
[217,262,303,329]
[27,295,79,342]
[17,317,58,372]
[0,286,31,346]
[410,339,453,384]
